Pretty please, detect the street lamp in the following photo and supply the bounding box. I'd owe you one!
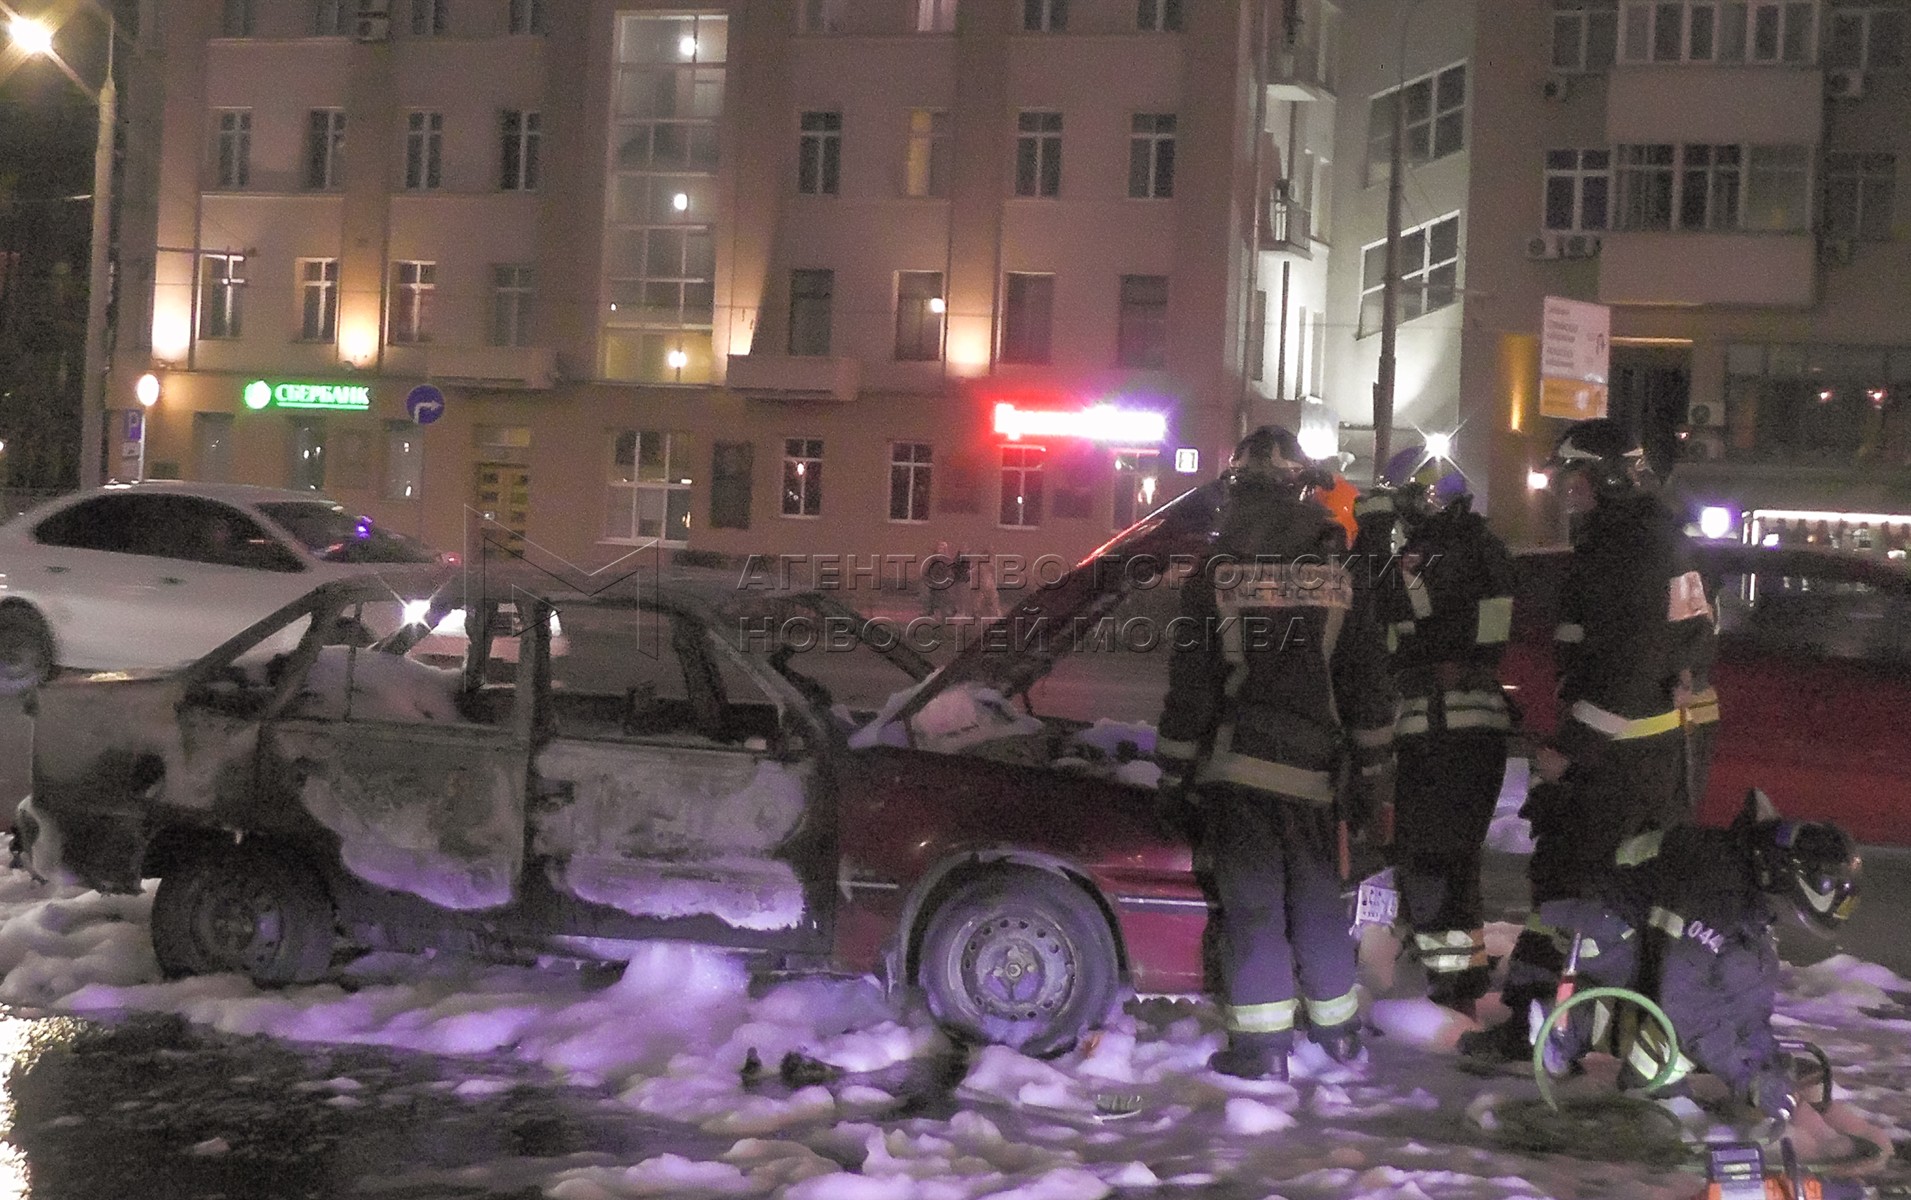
[8,8,117,491]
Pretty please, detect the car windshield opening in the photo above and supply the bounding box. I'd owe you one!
[258,502,439,564]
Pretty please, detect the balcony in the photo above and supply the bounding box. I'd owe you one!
[1259,195,1313,256]
[1606,65,1823,146]
[725,354,860,402]
[426,345,556,389]
[1267,43,1334,101]
[1598,231,1815,308]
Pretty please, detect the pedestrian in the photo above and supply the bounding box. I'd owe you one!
[1536,789,1859,1121]
[1368,450,1519,1019]
[1156,425,1397,1082]
[1463,418,1719,1063]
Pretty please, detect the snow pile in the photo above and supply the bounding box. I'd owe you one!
[0,868,1903,1199]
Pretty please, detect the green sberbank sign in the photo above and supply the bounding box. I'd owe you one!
[242,379,372,412]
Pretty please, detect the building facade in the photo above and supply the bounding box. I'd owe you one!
[115,0,1291,576]
[109,0,1911,568]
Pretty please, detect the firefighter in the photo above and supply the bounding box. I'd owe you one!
[1463,417,1720,1062]
[1537,790,1860,1120]
[1157,425,1397,1082]
[1373,453,1519,1018]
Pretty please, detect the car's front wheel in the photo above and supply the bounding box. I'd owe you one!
[917,868,1120,1057]
[0,606,54,696]
[152,844,336,986]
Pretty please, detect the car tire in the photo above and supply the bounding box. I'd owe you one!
[0,606,54,696]
[916,868,1120,1058]
[151,844,336,986]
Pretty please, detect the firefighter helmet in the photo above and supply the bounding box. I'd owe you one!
[1378,444,1469,523]
[1754,816,1862,935]
[1546,418,1654,496]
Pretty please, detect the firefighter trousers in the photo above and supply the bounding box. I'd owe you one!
[1501,731,1689,1011]
[1393,728,1508,1006]
[1203,782,1360,1046]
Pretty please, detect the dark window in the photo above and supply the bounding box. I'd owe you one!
[711,441,754,530]
[895,271,944,361]
[783,438,824,517]
[1128,113,1176,199]
[509,0,548,35]
[788,268,834,356]
[1015,111,1063,198]
[889,442,932,522]
[501,110,542,190]
[1000,446,1045,527]
[1023,0,1068,31]
[1116,274,1169,368]
[306,110,346,189]
[1001,273,1054,364]
[798,111,842,195]
[1137,0,1182,32]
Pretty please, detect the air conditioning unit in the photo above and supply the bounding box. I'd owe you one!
[1541,75,1573,102]
[1560,233,1602,259]
[1825,69,1865,99]
[354,11,390,41]
[1687,400,1726,428]
[1526,233,1562,260]
[1818,237,1855,266]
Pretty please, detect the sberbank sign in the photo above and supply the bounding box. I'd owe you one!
[242,380,372,412]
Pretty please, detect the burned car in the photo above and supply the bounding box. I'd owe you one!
[16,488,1224,1055]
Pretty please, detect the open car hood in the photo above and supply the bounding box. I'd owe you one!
[889,480,1224,727]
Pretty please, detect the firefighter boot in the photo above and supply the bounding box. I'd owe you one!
[1313,1022,1364,1065]
[1209,1032,1291,1082]
[1458,1016,1534,1065]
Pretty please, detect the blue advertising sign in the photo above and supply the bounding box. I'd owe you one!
[406,384,446,426]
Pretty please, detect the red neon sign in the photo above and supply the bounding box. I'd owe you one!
[993,403,1167,443]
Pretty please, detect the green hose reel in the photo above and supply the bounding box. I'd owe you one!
[1531,984,1684,1112]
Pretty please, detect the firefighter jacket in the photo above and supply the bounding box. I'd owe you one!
[1388,502,1518,738]
[1156,482,1397,804]
[1539,824,1783,1099]
[1551,493,1718,763]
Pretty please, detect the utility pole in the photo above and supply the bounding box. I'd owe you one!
[1372,83,1403,486]
[79,16,117,490]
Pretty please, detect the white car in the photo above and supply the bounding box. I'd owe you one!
[0,482,456,690]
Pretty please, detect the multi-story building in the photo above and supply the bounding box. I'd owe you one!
[109,0,1911,569]
[116,0,1299,575]
[1461,0,1910,548]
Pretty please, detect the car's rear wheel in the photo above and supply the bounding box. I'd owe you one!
[0,606,54,696]
[152,844,336,986]
[916,868,1120,1057]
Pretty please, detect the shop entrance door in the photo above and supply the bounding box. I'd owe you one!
[474,462,531,548]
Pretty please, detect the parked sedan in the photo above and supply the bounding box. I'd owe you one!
[14,485,1227,1056]
[0,482,452,690]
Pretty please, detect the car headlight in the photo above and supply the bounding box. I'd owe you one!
[402,599,432,626]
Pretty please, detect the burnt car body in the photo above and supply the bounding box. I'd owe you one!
[1501,541,1911,843]
[15,485,1226,1056]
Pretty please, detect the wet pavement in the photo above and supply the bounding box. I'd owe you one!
[0,1010,714,1199]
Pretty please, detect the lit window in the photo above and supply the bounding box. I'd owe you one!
[298,258,339,342]
[782,438,824,518]
[903,109,950,198]
[198,254,246,339]
[999,446,1045,528]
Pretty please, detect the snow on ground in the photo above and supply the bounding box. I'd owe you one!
[0,859,1904,1200]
